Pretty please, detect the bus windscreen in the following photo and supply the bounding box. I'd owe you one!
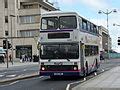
[40,43,79,59]
[41,16,77,30]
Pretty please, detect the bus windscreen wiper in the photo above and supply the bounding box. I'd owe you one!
[66,58,70,61]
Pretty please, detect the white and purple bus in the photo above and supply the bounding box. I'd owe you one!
[38,11,100,78]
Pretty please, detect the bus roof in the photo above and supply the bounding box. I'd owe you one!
[41,11,98,26]
[41,11,78,17]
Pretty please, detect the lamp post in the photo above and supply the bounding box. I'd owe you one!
[113,23,120,27]
[98,9,117,59]
[10,15,15,65]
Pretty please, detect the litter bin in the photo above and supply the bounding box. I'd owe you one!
[33,55,39,62]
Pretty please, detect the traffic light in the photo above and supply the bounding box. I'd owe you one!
[118,39,120,45]
[3,40,7,49]
[8,41,12,49]
[3,39,12,49]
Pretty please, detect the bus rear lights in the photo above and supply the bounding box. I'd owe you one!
[41,67,45,71]
[73,67,78,70]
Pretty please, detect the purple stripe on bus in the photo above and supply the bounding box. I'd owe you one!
[40,30,73,33]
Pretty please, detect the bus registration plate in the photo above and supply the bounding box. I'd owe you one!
[54,73,63,76]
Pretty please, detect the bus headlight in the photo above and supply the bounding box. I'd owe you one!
[73,67,77,70]
[41,67,45,71]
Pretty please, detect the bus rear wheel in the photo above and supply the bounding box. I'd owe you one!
[85,61,88,75]
[95,59,99,69]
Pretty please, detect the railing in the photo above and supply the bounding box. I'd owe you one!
[104,53,120,59]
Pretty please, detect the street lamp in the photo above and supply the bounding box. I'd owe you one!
[98,9,117,59]
[10,15,15,65]
[113,23,120,27]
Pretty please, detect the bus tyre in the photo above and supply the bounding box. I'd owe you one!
[85,61,88,75]
[96,59,98,69]
[83,67,86,77]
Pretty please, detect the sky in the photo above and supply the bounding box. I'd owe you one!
[49,0,120,52]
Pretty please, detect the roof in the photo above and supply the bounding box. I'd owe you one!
[41,11,78,16]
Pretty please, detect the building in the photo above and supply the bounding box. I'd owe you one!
[0,0,58,61]
[98,26,111,52]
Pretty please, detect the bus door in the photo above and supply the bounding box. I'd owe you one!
[80,42,85,75]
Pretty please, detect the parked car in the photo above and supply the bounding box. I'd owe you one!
[0,47,6,63]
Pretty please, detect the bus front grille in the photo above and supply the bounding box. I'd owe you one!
[41,65,78,71]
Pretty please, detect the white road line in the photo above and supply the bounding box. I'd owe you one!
[38,76,44,79]
[0,74,4,77]
[0,72,7,74]
[66,79,86,90]
[6,74,17,78]
[23,69,27,71]
[9,81,19,85]
[0,81,19,87]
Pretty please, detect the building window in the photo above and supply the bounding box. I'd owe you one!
[5,31,8,36]
[19,15,40,24]
[5,16,8,23]
[17,30,39,37]
[4,0,8,8]
[20,3,38,9]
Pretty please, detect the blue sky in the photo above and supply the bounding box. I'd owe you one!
[49,0,120,52]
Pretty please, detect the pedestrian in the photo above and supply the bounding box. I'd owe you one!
[100,51,104,61]
[20,55,22,63]
[9,54,12,63]
[22,54,25,62]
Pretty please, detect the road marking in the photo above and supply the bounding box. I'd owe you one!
[9,81,19,85]
[23,69,27,71]
[0,72,7,74]
[0,81,19,87]
[6,74,16,78]
[39,76,44,79]
[66,78,86,90]
[0,74,4,77]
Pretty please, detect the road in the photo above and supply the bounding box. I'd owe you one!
[0,63,39,81]
[0,59,120,90]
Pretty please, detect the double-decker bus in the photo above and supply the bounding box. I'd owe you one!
[38,11,100,78]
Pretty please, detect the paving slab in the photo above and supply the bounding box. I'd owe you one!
[72,66,120,90]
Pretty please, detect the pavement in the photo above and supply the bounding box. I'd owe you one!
[0,61,39,83]
[0,61,38,70]
[72,65,120,90]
